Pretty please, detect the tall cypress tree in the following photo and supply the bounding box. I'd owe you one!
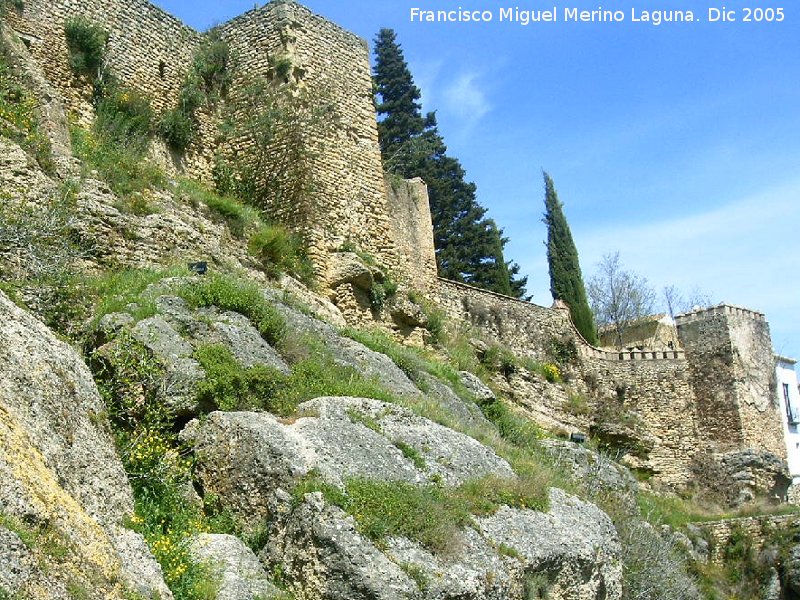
[373,29,528,298]
[543,172,597,344]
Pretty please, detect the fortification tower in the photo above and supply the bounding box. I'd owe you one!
[676,304,786,459]
[4,0,440,289]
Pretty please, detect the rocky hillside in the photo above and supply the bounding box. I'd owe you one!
[1,11,800,600]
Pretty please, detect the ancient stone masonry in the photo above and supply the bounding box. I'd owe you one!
[5,0,200,118]
[6,0,789,496]
[6,0,417,284]
[676,304,785,459]
[435,279,787,490]
[692,514,800,564]
[214,1,402,282]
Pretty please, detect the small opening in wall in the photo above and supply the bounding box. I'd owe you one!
[158,61,166,79]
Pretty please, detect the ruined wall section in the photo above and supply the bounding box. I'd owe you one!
[217,1,399,282]
[677,305,786,460]
[5,0,198,118]
[435,280,699,486]
[582,356,699,487]
[385,176,439,293]
[436,279,577,363]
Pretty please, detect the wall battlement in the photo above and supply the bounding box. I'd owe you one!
[675,303,767,326]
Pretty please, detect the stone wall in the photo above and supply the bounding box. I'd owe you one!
[385,176,439,293]
[7,0,426,286]
[5,0,199,118]
[434,282,787,490]
[216,1,399,283]
[692,514,800,564]
[677,305,786,459]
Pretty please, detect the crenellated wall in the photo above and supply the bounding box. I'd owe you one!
[435,280,786,489]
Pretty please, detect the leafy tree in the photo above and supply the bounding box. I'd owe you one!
[373,29,527,298]
[588,252,656,349]
[542,172,596,343]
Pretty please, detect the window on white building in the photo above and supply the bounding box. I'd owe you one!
[785,383,799,424]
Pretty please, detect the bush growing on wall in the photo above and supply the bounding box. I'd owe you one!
[213,77,336,222]
[159,33,232,152]
[64,17,108,79]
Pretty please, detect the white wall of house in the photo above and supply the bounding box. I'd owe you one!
[777,356,800,486]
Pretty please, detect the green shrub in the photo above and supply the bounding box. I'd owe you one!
[248,224,313,283]
[70,124,165,198]
[174,273,286,347]
[159,34,231,151]
[158,107,195,151]
[177,179,256,237]
[64,17,108,78]
[0,51,53,171]
[192,33,232,100]
[194,344,288,413]
[369,277,398,311]
[95,86,153,151]
[480,344,517,377]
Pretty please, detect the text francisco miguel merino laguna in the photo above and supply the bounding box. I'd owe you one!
[410,7,782,25]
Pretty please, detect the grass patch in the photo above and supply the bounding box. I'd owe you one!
[86,266,190,327]
[194,344,287,414]
[394,440,426,470]
[177,179,257,238]
[346,407,383,433]
[292,473,548,555]
[70,124,165,199]
[174,273,286,347]
[249,224,313,284]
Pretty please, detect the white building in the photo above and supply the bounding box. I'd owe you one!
[776,356,800,492]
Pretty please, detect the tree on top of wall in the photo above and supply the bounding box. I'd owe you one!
[542,172,597,344]
[373,28,528,299]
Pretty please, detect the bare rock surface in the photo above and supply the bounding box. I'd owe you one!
[189,534,281,600]
[0,291,171,599]
[276,303,421,398]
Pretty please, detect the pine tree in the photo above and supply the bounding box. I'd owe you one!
[373,29,528,298]
[543,172,597,343]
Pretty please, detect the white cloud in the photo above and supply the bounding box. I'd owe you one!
[441,72,491,131]
[573,178,800,359]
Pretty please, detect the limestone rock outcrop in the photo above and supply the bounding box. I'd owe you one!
[0,291,171,599]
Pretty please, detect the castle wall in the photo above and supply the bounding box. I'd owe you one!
[5,0,199,118]
[434,283,788,489]
[385,176,439,293]
[216,1,400,282]
[677,305,786,459]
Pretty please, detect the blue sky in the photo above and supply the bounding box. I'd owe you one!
[152,0,799,360]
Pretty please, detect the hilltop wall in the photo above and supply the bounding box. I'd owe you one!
[435,280,786,488]
[216,2,402,282]
[5,0,199,118]
[5,0,426,286]
[677,305,786,459]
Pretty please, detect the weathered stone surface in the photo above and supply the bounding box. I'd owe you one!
[188,397,513,523]
[459,370,496,403]
[265,492,417,600]
[0,291,170,599]
[418,373,492,430]
[542,440,638,501]
[477,489,622,600]
[276,304,421,398]
[785,543,800,594]
[190,534,280,600]
[326,252,375,290]
[264,489,622,600]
